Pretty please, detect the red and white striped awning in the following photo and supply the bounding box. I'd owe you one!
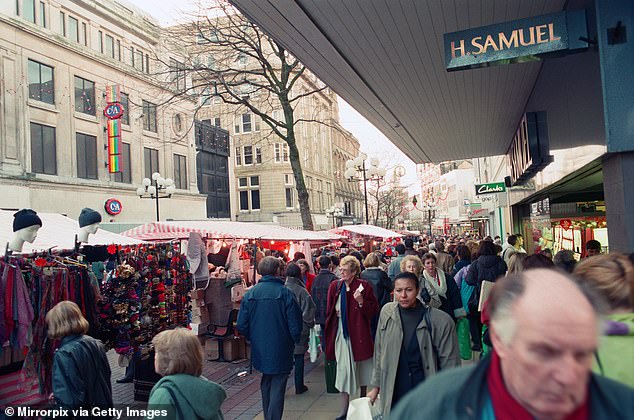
[121,221,343,242]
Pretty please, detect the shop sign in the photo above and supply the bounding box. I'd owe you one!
[559,219,572,231]
[104,85,123,174]
[105,198,123,216]
[507,112,554,186]
[444,10,587,71]
[475,182,506,195]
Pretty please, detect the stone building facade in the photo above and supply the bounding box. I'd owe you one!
[0,0,206,224]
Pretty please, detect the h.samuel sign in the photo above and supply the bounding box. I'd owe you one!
[475,183,506,195]
[444,10,587,71]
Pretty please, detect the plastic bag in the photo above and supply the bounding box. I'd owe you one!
[456,318,472,360]
[309,325,321,363]
[348,397,382,420]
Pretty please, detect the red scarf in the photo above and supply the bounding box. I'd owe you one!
[487,350,589,420]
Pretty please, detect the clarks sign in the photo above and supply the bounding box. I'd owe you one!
[475,183,506,196]
[444,10,587,71]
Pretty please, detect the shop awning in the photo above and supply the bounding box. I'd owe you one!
[0,210,143,255]
[330,224,404,240]
[121,220,343,242]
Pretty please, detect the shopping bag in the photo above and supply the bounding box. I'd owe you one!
[481,325,492,357]
[325,359,339,393]
[309,326,320,363]
[456,318,472,360]
[348,397,382,420]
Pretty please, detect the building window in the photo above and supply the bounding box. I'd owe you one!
[286,188,293,208]
[142,100,157,132]
[170,59,186,91]
[59,11,65,36]
[173,154,187,189]
[82,22,87,46]
[255,146,262,164]
[97,31,103,53]
[242,113,252,132]
[243,145,253,165]
[235,147,242,166]
[117,39,121,61]
[238,176,260,211]
[119,92,129,125]
[39,1,46,27]
[235,113,257,134]
[113,142,131,183]
[68,16,78,42]
[274,143,289,163]
[105,34,114,58]
[23,0,35,23]
[74,76,95,115]
[30,122,56,175]
[143,147,159,179]
[76,133,98,179]
[28,59,54,104]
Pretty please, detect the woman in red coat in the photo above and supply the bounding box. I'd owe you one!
[297,259,316,292]
[325,255,379,420]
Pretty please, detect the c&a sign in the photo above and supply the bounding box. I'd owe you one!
[444,10,587,71]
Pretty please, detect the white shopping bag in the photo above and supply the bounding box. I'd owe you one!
[309,325,321,363]
[347,397,382,420]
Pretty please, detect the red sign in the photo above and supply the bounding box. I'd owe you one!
[104,103,124,120]
[105,198,122,216]
[559,219,572,231]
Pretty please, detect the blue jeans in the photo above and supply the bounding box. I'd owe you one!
[260,373,288,420]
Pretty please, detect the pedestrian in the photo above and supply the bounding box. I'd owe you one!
[296,259,316,292]
[148,328,226,420]
[421,253,464,321]
[506,252,527,275]
[367,272,460,417]
[451,244,471,277]
[361,252,394,338]
[433,241,455,273]
[325,256,379,420]
[585,239,602,258]
[522,253,555,269]
[390,269,634,419]
[554,249,577,273]
[501,235,518,265]
[574,253,634,388]
[46,301,113,411]
[388,243,406,281]
[237,256,303,420]
[284,262,316,394]
[404,238,418,256]
[400,255,441,308]
[311,255,338,345]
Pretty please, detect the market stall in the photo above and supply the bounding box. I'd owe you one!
[329,224,404,253]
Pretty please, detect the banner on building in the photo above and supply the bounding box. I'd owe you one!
[104,85,124,173]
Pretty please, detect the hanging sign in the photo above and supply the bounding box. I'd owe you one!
[444,10,587,71]
[105,198,123,216]
[475,182,506,195]
[559,219,572,231]
[104,85,124,173]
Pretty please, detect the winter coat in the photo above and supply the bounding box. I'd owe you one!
[594,313,634,388]
[311,269,338,325]
[303,272,316,293]
[148,374,226,420]
[370,302,461,416]
[387,255,405,281]
[52,335,112,410]
[360,267,393,307]
[285,276,316,355]
[389,353,634,420]
[435,251,455,274]
[325,277,379,362]
[451,258,470,277]
[465,255,507,288]
[237,275,303,374]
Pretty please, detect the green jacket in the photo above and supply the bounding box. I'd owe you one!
[147,374,226,420]
[594,313,634,388]
[389,354,634,420]
[371,302,461,417]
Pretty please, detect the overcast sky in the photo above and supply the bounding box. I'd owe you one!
[129,0,419,193]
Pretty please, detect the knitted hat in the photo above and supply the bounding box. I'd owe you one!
[79,208,102,228]
[12,209,42,232]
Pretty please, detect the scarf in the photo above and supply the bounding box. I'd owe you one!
[423,269,447,298]
[487,350,589,420]
[339,281,349,339]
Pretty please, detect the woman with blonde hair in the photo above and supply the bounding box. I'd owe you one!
[46,301,112,410]
[325,255,379,420]
[506,252,528,275]
[148,328,226,419]
[574,253,634,388]
[400,255,441,308]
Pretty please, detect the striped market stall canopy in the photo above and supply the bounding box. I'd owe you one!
[330,224,405,240]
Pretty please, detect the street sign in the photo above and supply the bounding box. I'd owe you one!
[475,182,506,195]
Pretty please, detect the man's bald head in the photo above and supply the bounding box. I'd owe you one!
[490,269,603,344]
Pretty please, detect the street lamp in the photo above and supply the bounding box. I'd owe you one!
[136,172,176,222]
[325,206,344,229]
[344,154,386,225]
[421,201,437,237]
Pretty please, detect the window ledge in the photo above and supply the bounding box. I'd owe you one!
[143,130,159,138]
[27,100,58,113]
[74,112,98,123]
[121,124,132,132]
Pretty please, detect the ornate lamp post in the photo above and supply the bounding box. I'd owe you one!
[344,154,386,225]
[136,172,176,222]
[326,206,344,229]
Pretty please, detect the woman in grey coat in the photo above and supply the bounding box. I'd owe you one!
[285,262,316,394]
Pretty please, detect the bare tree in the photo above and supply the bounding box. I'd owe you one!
[367,177,409,229]
[157,1,337,230]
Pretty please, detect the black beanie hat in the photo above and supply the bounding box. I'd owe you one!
[13,209,43,232]
[79,208,102,228]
